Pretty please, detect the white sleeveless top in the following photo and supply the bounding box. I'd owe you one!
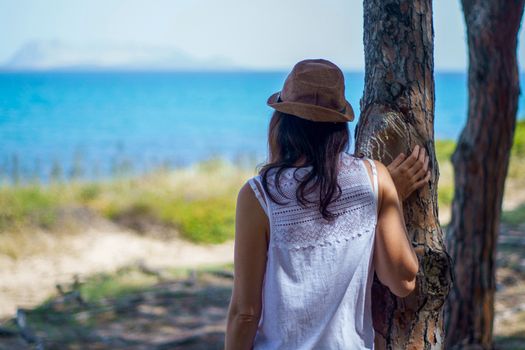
[247,152,378,350]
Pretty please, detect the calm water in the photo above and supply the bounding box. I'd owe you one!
[0,71,523,181]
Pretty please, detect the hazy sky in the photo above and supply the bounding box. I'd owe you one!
[1,0,524,71]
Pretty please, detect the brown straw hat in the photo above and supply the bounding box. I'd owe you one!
[267,59,355,122]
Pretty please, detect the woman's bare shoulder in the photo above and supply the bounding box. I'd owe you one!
[361,158,395,189]
[372,160,396,190]
[237,180,267,219]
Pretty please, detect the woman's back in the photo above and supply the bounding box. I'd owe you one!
[224,59,423,350]
[248,152,378,349]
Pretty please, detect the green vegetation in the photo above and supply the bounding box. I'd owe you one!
[0,159,252,246]
[87,160,248,243]
[0,186,61,231]
[435,119,525,209]
[0,120,524,247]
[78,267,163,303]
[502,204,525,228]
[435,139,456,163]
[512,119,525,157]
[78,263,233,303]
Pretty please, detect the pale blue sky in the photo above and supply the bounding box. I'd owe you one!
[1,0,524,71]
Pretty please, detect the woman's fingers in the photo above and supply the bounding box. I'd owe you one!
[411,170,431,191]
[389,152,406,169]
[412,164,428,182]
[403,145,426,177]
[411,154,430,181]
[388,145,432,200]
[417,145,426,164]
[402,145,420,169]
[423,154,429,173]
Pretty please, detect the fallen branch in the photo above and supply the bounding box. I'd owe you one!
[16,309,44,349]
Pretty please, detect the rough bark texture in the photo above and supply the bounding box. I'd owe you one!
[444,1,525,349]
[355,1,453,349]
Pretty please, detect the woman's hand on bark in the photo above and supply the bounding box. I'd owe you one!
[387,145,431,201]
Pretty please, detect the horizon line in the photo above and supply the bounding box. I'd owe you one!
[0,67,472,74]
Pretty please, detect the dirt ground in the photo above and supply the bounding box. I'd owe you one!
[0,260,524,350]
[0,221,524,349]
[0,269,232,350]
[0,220,234,318]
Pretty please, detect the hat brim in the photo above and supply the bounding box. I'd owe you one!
[267,92,355,123]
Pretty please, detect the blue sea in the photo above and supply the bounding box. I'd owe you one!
[0,71,524,182]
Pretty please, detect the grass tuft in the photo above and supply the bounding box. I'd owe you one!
[0,186,60,231]
[502,204,525,228]
[79,267,159,303]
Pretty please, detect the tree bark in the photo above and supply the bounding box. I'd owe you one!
[356,1,453,348]
[444,1,525,349]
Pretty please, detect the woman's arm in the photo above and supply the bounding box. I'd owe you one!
[368,160,421,297]
[224,181,269,350]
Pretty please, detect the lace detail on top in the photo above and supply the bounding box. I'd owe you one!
[249,152,378,250]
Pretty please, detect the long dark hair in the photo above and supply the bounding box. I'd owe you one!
[258,111,350,221]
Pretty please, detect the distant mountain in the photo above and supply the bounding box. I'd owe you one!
[1,40,239,71]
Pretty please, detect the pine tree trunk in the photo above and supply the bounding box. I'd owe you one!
[444,1,524,349]
[355,1,453,348]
